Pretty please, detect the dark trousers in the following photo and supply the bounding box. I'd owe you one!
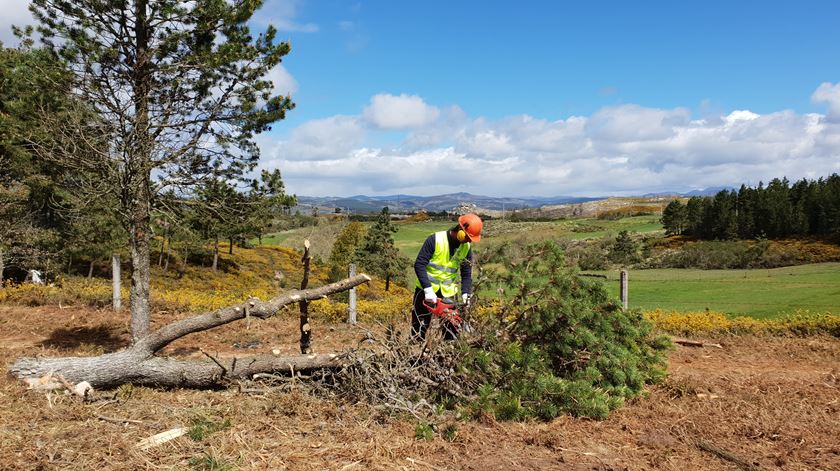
[410,287,459,341]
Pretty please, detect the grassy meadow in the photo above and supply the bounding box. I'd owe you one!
[260,215,664,258]
[592,263,840,318]
[255,213,839,319]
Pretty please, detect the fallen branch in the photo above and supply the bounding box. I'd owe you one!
[10,274,371,389]
[697,440,758,471]
[671,337,723,349]
[97,414,144,425]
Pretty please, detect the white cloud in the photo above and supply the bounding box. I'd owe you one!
[812,82,840,120]
[586,104,691,142]
[270,18,319,33]
[260,115,365,163]
[265,64,298,95]
[259,85,840,197]
[363,93,440,129]
[260,0,319,32]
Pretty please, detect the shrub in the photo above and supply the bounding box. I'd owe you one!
[645,309,840,336]
[597,205,660,220]
[648,238,840,270]
[564,240,609,270]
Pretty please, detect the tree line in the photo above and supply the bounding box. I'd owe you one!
[661,175,840,240]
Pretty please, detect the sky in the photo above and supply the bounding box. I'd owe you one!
[4,0,840,197]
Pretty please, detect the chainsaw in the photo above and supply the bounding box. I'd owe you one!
[423,297,462,327]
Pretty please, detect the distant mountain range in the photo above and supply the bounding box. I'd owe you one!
[296,192,600,214]
[296,188,733,214]
[641,186,736,197]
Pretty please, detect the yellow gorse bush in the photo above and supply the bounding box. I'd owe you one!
[4,243,837,337]
[0,245,418,318]
[644,308,840,336]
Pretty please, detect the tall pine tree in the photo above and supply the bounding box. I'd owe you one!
[28,0,295,341]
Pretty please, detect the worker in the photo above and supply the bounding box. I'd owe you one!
[411,213,483,341]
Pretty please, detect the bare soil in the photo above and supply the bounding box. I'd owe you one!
[1,304,839,470]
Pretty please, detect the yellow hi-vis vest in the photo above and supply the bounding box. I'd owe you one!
[415,231,470,298]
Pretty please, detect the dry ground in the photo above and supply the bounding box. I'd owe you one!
[1,304,839,470]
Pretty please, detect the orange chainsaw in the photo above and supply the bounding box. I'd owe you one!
[423,297,462,327]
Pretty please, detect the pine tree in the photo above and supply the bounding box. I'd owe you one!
[248,169,297,244]
[28,0,295,340]
[660,199,686,236]
[684,197,703,236]
[356,207,410,291]
[327,222,367,282]
[609,230,640,266]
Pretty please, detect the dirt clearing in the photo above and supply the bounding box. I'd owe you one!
[1,305,838,470]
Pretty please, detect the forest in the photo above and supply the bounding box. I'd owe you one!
[661,175,840,240]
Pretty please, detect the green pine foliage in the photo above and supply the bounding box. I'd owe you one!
[355,207,411,290]
[327,222,368,281]
[464,241,669,420]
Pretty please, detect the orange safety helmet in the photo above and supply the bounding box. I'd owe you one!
[457,213,483,243]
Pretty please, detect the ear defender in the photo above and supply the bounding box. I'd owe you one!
[456,229,467,242]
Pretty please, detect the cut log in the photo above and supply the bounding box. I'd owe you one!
[11,352,345,389]
[9,274,371,389]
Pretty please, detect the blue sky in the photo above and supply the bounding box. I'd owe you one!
[4,0,840,197]
[279,0,840,123]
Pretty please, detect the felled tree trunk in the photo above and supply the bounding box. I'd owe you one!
[10,274,371,389]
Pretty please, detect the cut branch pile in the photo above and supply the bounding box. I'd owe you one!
[311,325,483,420]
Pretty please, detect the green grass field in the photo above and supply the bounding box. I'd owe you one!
[259,216,839,319]
[590,263,840,318]
[392,221,452,258]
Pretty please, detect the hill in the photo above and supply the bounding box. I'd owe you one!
[296,193,600,214]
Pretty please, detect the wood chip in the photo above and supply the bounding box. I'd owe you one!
[136,427,187,450]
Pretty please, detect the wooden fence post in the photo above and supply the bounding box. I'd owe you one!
[620,269,628,310]
[112,254,121,311]
[348,263,357,324]
[299,240,312,354]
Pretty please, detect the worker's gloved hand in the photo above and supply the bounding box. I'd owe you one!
[423,287,437,303]
[461,293,471,306]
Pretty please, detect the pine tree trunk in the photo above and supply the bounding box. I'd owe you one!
[158,227,166,267]
[228,237,233,255]
[88,260,95,279]
[212,236,219,271]
[0,248,4,284]
[129,192,152,341]
[178,248,189,278]
[128,0,152,343]
[385,275,391,292]
[163,235,171,272]
[112,254,121,311]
